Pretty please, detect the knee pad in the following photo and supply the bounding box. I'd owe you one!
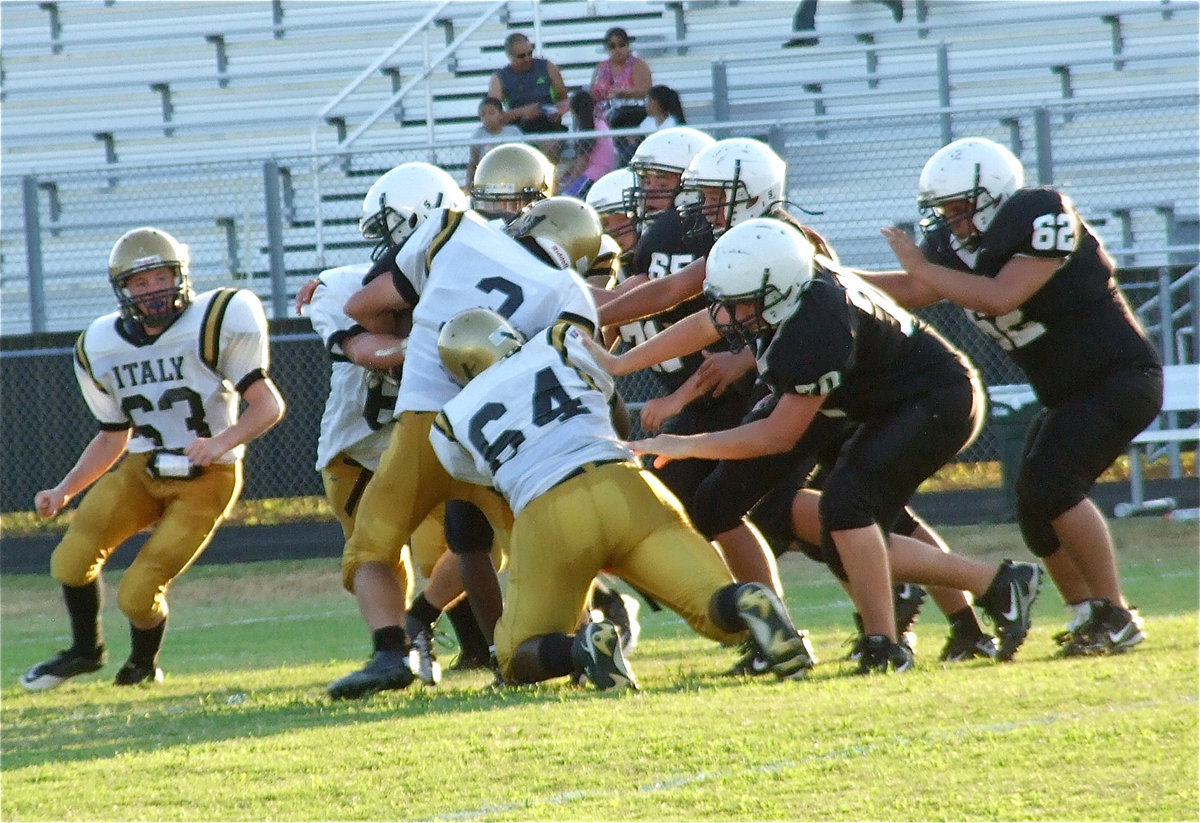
[445,500,495,555]
[817,471,878,535]
[1015,460,1086,557]
[116,573,166,626]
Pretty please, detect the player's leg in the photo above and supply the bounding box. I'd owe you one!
[23,457,161,691]
[1017,365,1160,654]
[115,460,241,685]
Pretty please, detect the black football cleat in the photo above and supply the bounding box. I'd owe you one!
[328,650,414,700]
[21,646,107,692]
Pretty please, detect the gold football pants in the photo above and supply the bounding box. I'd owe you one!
[50,451,241,626]
[494,461,742,679]
[339,411,513,592]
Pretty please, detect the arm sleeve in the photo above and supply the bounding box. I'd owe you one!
[216,290,271,387]
[73,334,128,427]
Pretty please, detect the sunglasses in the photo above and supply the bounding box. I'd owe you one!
[606,41,627,50]
[512,49,533,59]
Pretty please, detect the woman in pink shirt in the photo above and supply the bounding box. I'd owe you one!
[590,27,652,165]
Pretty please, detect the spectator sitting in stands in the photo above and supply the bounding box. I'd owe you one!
[488,33,569,162]
[640,85,686,133]
[590,27,653,165]
[466,96,524,189]
[556,91,614,199]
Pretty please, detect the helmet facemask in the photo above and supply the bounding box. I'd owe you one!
[704,274,793,353]
[679,159,772,240]
[917,163,998,253]
[361,203,421,261]
[114,265,191,329]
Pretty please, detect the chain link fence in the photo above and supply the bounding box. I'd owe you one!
[2,98,1196,511]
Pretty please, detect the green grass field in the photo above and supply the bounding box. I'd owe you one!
[2,518,1197,821]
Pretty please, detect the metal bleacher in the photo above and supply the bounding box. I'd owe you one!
[2,0,1197,334]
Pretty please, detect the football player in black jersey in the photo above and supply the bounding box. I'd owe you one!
[587,219,1046,672]
[604,137,997,669]
[595,130,784,594]
[875,137,1162,656]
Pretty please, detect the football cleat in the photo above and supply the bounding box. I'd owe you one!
[939,627,1000,662]
[405,616,442,686]
[724,641,772,677]
[20,646,106,692]
[735,583,816,680]
[591,586,643,655]
[113,659,164,686]
[856,634,914,674]
[979,560,1043,661]
[571,620,639,691]
[846,583,926,660]
[894,583,927,636]
[1058,599,1145,656]
[327,650,414,700]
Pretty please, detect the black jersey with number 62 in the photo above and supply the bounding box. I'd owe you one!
[920,187,1159,407]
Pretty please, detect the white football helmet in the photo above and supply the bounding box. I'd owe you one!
[703,218,815,349]
[628,126,716,222]
[360,162,467,260]
[586,167,639,247]
[679,138,787,238]
[917,137,1025,251]
[108,226,193,327]
[437,307,525,386]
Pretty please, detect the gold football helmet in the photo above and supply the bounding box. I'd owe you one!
[505,196,604,276]
[470,143,555,220]
[108,226,192,327]
[437,307,525,386]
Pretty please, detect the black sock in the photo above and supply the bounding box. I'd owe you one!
[539,633,576,678]
[129,620,166,667]
[408,593,441,629]
[709,584,744,632]
[446,599,490,661]
[372,625,408,654]
[948,606,984,636]
[63,581,103,653]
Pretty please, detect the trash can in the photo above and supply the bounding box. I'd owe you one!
[988,394,1042,520]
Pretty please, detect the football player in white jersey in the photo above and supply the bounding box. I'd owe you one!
[326,197,604,699]
[429,308,815,689]
[307,163,495,688]
[21,227,285,692]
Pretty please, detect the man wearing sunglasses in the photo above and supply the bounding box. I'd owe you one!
[487,33,569,161]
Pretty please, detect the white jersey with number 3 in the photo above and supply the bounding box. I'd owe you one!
[430,321,633,514]
[73,288,270,463]
[309,264,397,471]
[393,209,598,414]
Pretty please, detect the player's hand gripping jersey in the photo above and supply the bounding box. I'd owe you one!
[73,287,270,463]
[920,187,1158,406]
[758,259,976,419]
[309,264,397,472]
[388,209,598,413]
[431,320,635,514]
